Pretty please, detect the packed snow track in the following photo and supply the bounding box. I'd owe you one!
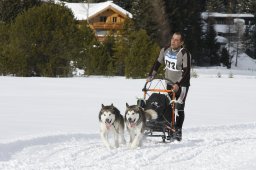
[1,123,256,170]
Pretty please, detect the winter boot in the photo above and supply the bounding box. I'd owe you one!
[174,128,182,141]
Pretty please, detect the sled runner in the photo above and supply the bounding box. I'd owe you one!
[138,79,177,142]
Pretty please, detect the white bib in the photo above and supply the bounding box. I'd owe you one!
[164,48,182,71]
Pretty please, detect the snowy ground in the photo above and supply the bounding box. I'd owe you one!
[0,68,256,170]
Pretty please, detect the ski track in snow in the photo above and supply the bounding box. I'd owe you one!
[0,123,256,170]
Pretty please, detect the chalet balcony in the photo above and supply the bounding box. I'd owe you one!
[91,22,123,30]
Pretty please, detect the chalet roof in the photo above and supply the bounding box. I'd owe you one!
[63,1,132,21]
[201,12,254,20]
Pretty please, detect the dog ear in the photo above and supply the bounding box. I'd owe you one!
[101,104,104,108]
[126,103,129,108]
[135,106,141,112]
[110,103,113,107]
[139,106,144,111]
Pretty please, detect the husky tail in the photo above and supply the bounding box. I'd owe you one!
[145,109,158,120]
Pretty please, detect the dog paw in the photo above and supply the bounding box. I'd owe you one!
[120,140,126,145]
[106,145,114,150]
[130,144,139,149]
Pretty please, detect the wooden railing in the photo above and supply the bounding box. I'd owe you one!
[91,22,123,29]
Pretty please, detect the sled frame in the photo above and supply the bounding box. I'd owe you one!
[142,80,177,142]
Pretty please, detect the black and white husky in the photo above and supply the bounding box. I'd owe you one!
[99,104,126,149]
[125,103,158,149]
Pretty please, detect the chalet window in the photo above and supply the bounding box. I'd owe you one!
[95,29,108,36]
[215,18,225,24]
[100,16,107,22]
[245,19,251,25]
[112,17,117,23]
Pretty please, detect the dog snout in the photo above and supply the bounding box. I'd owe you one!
[106,118,110,123]
[128,118,134,123]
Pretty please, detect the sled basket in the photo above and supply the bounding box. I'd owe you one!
[139,79,177,142]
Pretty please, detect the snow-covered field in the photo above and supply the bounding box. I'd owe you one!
[1,68,256,170]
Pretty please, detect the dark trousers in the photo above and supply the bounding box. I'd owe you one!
[167,84,189,129]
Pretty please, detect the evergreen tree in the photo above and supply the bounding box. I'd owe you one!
[164,0,204,65]
[113,0,132,11]
[103,29,139,76]
[0,0,41,23]
[22,0,42,10]
[0,23,10,75]
[105,19,160,78]
[83,33,112,76]
[204,19,220,65]
[9,3,83,77]
[108,19,134,76]
[236,0,252,13]
[248,0,256,13]
[220,47,231,68]
[150,0,170,46]
[222,0,256,13]
[64,0,106,2]
[111,34,127,76]
[64,0,84,2]
[84,42,110,75]
[205,0,254,13]
[0,0,22,23]
[206,0,225,12]
[103,35,115,75]
[130,0,159,43]
[71,21,98,75]
[125,29,159,78]
[223,0,237,13]
[247,1,256,59]
[252,21,256,59]
[104,36,117,76]
[91,0,106,2]
[61,19,109,76]
[184,1,204,66]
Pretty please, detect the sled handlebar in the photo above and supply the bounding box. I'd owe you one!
[142,81,174,93]
[142,81,148,92]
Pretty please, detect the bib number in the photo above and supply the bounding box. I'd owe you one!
[165,57,177,71]
[165,60,176,70]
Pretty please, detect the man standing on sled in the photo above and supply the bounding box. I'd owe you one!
[147,32,191,141]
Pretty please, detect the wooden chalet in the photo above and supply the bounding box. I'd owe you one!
[64,1,132,41]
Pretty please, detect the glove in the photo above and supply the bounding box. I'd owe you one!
[172,83,179,92]
[146,75,154,82]
[146,70,157,82]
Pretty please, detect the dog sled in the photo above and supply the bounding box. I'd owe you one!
[137,79,177,142]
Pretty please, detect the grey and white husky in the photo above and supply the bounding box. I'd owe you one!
[125,103,158,149]
[99,104,126,149]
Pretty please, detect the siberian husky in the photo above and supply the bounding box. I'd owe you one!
[125,103,158,149]
[99,104,126,149]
